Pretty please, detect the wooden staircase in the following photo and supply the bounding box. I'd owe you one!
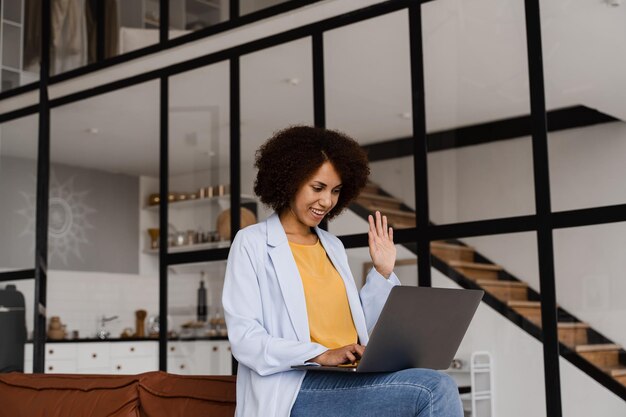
[352,181,626,393]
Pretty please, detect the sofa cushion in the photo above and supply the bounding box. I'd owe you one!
[138,371,236,417]
[0,373,140,417]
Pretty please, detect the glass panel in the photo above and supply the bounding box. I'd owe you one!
[541,3,626,212]
[1,69,20,91]
[0,114,38,271]
[554,223,626,415]
[1,279,34,373]
[325,11,415,236]
[49,0,92,75]
[346,244,417,291]
[3,0,23,23]
[431,232,545,416]
[0,114,35,372]
[169,0,229,39]
[241,38,314,223]
[168,61,233,252]
[422,0,534,224]
[116,0,159,56]
[18,0,40,87]
[240,0,290,16]
[2,23,21,69]
[46,81,159,372]
[167,260,231,375]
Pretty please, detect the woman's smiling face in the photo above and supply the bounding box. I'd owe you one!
[289,161,343,228]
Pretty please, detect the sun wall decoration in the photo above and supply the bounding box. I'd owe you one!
[17,170,97,266]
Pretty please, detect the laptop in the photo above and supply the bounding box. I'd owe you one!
[292,286,483,373]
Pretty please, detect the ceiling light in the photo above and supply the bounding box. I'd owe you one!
[86,127,99,134]
[399,112,412,120]
[286,77,300,86]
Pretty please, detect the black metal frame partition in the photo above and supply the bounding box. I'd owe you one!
[2,0,626,415]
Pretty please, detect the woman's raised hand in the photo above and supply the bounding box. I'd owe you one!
[309,344,365,366]
[368,210,396,279]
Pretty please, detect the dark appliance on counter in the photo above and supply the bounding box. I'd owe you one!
[0,285,26,372]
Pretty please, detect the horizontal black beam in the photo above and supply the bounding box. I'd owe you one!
[338,226,420,250]
[0,105,39,124]
[429,215,538,240]
[167,247,230,265]
[0,269,36,282]
[364,106,620,162]
[552,204,626,229]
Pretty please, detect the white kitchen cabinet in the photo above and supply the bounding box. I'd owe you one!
[110,341,158,374]
[77,343,110,371]
[44,343,78,374]
[25,340,230,375]
[167,340,232,375]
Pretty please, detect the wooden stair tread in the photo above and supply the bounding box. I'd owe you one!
[359,205,415,218]
[575,344,622,353]
[507,300,540,308]
[557,322,590,329]
[606,367,626,377]
[476,279,527,288]
[357,192,403,204]
[449,260,503,271]
[431,241,474,252]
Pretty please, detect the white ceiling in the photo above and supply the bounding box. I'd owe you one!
[1,0,624,177]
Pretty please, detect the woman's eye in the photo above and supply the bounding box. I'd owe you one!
[332,189,341,194]
[313,187,323,192]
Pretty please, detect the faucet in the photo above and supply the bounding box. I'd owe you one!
[96,315,118,339]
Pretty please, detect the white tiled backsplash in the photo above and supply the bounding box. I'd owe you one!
[3,266,226,340]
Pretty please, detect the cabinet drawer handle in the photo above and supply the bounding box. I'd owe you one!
[48,366,53,371]
[91,353,97,359]
[48,349,54,355]
[227,347,231,352]
[180,364,185,370]
[170,346,175,352]
[212,346,218,352]
[130,347,135,352]
[116,365,122,370]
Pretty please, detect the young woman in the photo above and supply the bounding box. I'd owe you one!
[222,126,463,417]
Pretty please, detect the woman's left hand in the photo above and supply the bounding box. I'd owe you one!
[368,211,396,279]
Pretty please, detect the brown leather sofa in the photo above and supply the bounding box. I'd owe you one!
[0,371,236,417]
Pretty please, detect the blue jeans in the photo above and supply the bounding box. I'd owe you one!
[291,368,463,417]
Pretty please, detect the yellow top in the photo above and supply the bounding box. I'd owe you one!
[289,239,357,349]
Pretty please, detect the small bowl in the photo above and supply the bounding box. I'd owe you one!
[147,194,160,206]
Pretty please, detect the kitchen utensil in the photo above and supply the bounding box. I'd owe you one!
[216,207,257,241]
[147,228,159,249]
[147,194,160,206]
[135,310,147,338]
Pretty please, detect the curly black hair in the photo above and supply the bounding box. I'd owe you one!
[254,126,370,220]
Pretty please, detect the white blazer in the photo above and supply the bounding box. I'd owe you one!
[222,213,401,417]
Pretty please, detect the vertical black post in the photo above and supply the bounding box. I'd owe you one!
[158,76,169,371]
[312,32,328,231]
[230,57,241,245]
[33,0,52,374]
[408,4,431,287]
[312,33,325,129]
[229,57,240,375]
[524,1,562,416]
[160,0,169,43]
[96,0,105,61]
[230,0,239,20]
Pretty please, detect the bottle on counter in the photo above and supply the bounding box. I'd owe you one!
[197,273,208,322]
